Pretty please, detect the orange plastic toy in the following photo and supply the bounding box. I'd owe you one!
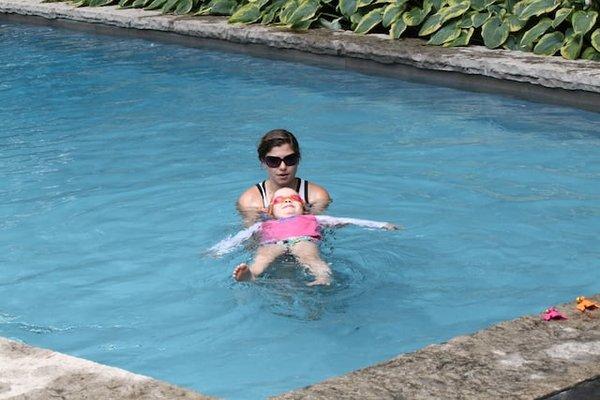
[576,296,599,312]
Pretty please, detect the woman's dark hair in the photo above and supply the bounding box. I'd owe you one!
[257,129,301,161]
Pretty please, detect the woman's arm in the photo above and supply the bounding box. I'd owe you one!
[237,186,266,227]
[316,215,398,230]
[306,182,331,214]
[207,222,261,257]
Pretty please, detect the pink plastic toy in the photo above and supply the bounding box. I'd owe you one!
[541,307,567,321]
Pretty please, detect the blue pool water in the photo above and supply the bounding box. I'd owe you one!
[1,21,599,399]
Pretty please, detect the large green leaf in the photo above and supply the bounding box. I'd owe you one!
[592,29,600,52]
[504,13,527,31]
[261,0,285,18]
[350,11,364,29]
[145,0,167,10]
[533,31,563,55]
[382,2,405,27]
[552,7,571,28]
[438,1,470,23]
[472,11,491,27]
[487,4,506,16]
[162,0,179,13]
[208,0,237,15]
[519,17,552,47]
[503,33,520,50]
[428,21,461,44]
[419,13,444,35]
[504,0,517,13]
[174,0,193,14]
[280,0,299,24]
[507,31,532,50]
[470,0,496,11]
[132,0,147,7]
[339,0,358,18]
[458,11,475,27]
[357,0,374,7]
[430,0,445,11]
[422,0,434,14]
[517,0,559,20]
[355,9,383,33]
[444,26,474,46]
[403,5,431,26]
[512,0,535,16]
[560,29,582,59]
[292,17,317,29]
[481,15,510,48]
[571,11,598,36]
[581,46,600,61]
[89,0,114,6]
[319,17,343,29]
[389,17,407,38]
[287,0,320,26]
[260,7,277,23]
[229,3,262,22]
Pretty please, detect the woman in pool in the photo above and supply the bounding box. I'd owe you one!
[237,129,331,226]
[211,187,397,286]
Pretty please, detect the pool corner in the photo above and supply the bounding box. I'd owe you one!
[272,294,600,399]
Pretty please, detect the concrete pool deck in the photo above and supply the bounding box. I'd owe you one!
[1,296,599,399]
[1,0,599,112]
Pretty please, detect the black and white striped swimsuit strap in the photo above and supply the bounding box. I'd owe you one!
[256,178,309,209]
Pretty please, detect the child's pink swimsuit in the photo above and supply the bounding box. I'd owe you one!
[209,215,391,256]
[260,215,321,245]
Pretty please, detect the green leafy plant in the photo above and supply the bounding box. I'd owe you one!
[48,0,600,60]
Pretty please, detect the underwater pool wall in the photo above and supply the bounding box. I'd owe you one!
[1,0,599,112]
[2,295,599,399]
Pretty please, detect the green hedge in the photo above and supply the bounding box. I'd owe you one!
[48,0,600,60]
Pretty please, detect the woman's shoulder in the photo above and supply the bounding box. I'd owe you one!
[237,184,263,209]
[306,181,329,197]
[305,180,331,205]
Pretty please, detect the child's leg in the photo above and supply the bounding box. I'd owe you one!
[290,241,332,286]
[233,244,286,281]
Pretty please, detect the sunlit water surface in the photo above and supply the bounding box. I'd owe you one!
[1,21,599,399]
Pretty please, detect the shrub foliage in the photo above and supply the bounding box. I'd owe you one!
[48,0,600,60]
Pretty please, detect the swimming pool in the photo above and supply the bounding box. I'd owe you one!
[1,20,599,399]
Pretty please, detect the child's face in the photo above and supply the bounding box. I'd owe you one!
[270,189,304,218]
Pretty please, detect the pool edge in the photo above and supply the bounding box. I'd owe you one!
[0,336,213,399]
[271,294,600,399]
[2,295,599,399]
[1,0,599,112]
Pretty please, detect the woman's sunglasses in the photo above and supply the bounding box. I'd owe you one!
[263,153,299,168]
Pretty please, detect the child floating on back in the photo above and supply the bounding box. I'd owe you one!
[209,187,397,286]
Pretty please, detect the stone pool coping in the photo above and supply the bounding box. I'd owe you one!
[1,0,600,112]
[1,295,599,399]
[0,336,211,399]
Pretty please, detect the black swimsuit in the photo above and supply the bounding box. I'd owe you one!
[256,178,309,208]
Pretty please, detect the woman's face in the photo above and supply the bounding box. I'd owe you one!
[263,143,299,187]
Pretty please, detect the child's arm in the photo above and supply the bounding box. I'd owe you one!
[207,222,261,257]
[315,215,398,230]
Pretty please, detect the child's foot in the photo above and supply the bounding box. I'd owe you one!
[233,263,253,281]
